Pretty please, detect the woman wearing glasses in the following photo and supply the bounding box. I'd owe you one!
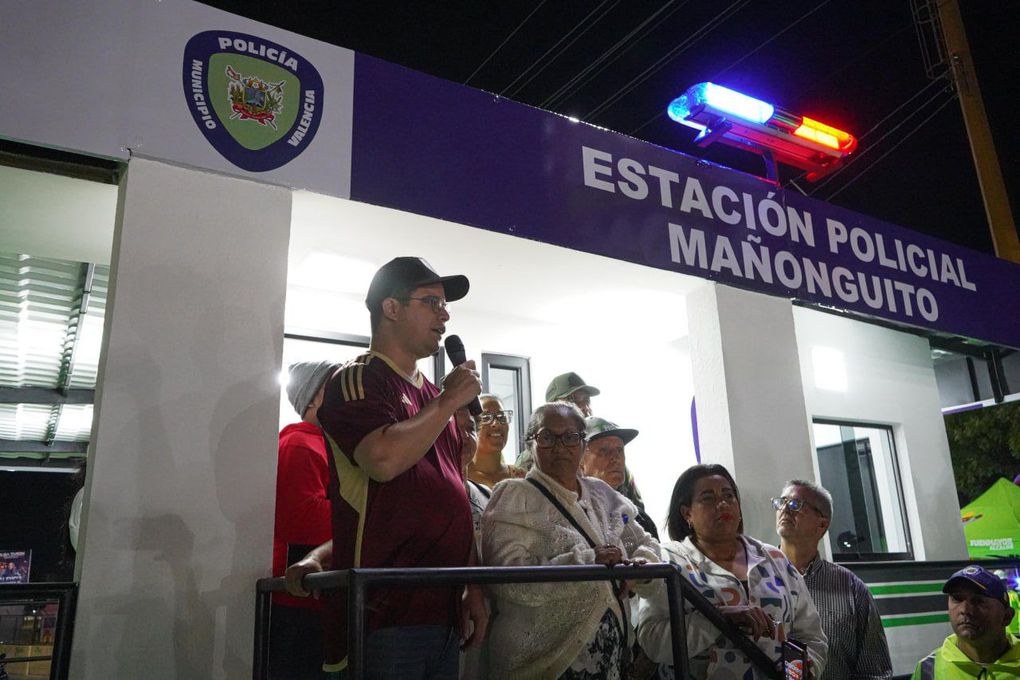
[634,463,827,679]
[481,402,661,679]
[467,394,524,490]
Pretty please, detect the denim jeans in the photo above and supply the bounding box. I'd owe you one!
[340,625,459,680]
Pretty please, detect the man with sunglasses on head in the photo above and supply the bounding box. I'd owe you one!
[308,257,487,679]
[775,480,892,679]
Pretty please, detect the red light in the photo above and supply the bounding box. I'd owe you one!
[794,117,857,153]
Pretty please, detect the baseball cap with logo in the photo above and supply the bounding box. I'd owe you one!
[545,372,601,402]
[365,257,469,311]
[585,416,638,445]
[942,565,1009,605]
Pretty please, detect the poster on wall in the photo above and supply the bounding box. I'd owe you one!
[0,550,31,583]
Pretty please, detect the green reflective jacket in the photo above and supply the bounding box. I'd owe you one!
[911,634,1020,679]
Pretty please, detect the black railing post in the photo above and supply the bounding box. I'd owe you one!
[51,584,77,680]
[665,567,690,677]
[347,569,366,680]
[252,584,272,680]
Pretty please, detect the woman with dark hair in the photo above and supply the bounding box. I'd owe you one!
[635,464,827,679]
[482,402,661,679]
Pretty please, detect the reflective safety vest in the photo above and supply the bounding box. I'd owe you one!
[912,634,1020,679]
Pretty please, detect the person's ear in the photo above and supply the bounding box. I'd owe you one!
[381,297,402,322]
[819,516,831,534]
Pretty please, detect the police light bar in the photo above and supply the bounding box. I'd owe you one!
[667,82,857,181]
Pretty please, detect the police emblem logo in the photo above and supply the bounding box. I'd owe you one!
[183,30,324,172]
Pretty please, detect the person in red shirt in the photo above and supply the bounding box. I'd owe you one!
[306,257,487,679]
[271,360,339,679]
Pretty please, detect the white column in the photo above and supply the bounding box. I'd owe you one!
[70,158,291,679]
[687,283,814,544]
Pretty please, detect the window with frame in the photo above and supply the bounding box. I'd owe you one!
[480,353,532,460]
[812,420,913,561]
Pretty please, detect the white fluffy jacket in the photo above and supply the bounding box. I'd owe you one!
[481,467,661,679]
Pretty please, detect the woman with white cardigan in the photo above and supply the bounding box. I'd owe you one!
[481,402,661,679]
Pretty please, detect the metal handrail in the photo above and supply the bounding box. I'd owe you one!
[2,655,53,664]
[254,563,783,680]
[0,582,77,680]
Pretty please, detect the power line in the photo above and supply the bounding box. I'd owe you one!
[583,0,751,121]
[712,0,837,80]
[540,1,687,110]
[628,0,843,137]
[824,91,956,201]
[500,0,620,98]
[804,20,912,93]
[809,78,951,195]
[464,0,549,86]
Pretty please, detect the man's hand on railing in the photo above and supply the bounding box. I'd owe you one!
[460,584,488,649]
[718,605,777,641]
[284,540,332,598]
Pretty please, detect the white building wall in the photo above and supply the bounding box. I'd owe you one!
[685,283,816,545]
[284,193,701,535]
[71,158,291,679]
[792,306,967,560]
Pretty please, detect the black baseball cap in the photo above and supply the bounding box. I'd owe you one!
[365,257,470,311]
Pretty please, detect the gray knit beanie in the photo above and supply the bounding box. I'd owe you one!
[287,361,337,417]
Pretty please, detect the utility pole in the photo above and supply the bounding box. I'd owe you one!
[937,0,1020,263]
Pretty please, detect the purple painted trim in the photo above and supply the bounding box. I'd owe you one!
[349,54,1020,350]
[691,397,701,464]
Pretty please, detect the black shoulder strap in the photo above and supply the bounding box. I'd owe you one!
[468,479,491,499]
[526,476,632,675]
[919,653,936,680]
[527,477,597,549]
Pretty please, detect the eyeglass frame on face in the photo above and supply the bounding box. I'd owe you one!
[527,430,586,449]
[694,489,738,506]
[477,410,513,425]
[771,496,827,517]
[398,295,448,314]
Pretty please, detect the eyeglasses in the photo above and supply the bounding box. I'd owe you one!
[695,491,738,506]
[400,295,448,314]
[528,430,586,449]
[478,410,513,425]
[771,496,826,516]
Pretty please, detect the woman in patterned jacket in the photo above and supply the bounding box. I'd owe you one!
[635,463,827,679]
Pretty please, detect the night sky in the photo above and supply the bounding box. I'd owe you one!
[199,0,1019,257]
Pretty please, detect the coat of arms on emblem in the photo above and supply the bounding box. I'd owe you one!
[225,65,285,129]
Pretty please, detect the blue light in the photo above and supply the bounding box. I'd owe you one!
[667,82,775,125]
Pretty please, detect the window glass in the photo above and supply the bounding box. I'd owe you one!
[813,421,911,560]
[481,354,532,463]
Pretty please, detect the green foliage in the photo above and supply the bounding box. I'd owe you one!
[945,400,1020,506]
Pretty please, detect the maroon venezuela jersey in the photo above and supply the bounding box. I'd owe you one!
[316,351,472,670]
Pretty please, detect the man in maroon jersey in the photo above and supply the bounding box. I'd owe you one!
[313,256,486,679]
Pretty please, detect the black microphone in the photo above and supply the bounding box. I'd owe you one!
[444,335,482,416]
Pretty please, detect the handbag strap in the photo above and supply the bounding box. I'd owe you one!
[526,478,598,549]
[526,476,633,671]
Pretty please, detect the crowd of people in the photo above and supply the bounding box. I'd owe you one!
[269,256,1018,680]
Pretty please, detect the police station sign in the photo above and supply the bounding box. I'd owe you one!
[581,146,977,327]
[348,55,1020,349]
